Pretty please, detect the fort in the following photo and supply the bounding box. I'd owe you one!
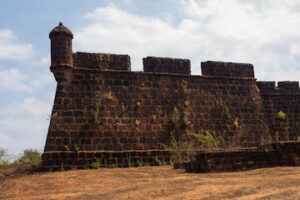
[42,23,300,171]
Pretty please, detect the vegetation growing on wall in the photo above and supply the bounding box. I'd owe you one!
[165,105,226,167]
[276,111,286,120]
[91,79,104,125]
[164,80,227,166]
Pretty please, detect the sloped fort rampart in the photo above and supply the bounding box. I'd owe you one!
[42,23,300,171]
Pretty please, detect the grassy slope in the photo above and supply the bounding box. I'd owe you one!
[0,166,300,200]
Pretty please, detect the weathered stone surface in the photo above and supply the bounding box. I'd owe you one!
[201,61,254,78]
[73,52,131,71]
[143,56,191,75]
[184,142,300,172]
[42,150,170,171]
[42,23,300,171]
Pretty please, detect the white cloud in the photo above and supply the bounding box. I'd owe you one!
[30,54,53,88]
[75,7,181,69]
[0,68,32,92]
[0,29,34,61]
[74,0,300,81]
[0,97,51,155]
[0,55,53,92]
[33,54,50,67]
[28,73,53,89]
[0,29,15,40]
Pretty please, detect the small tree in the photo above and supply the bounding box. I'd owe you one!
[0,148,8,166]
[0,148,7,163]
[0,148,6,161]
[13,149,42,173]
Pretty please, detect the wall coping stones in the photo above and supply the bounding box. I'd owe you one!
[257,81,300,94]
[201,61,254,78]
[143,56,191,75]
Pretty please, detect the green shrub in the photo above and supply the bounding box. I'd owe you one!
[233,117,239,128]
[13,149,42,173]
[106,91,113,100]
[154,157,167,166]
[91,80,104,125]
[90,159,100,169]
[137,160,143,167]
[187,130,225,150]
[0,148,42,173]
[126,152,132,167]
[91,106,101,125]
[107,164,116,168]
[74,145,80,152]
[163,107,193,165]
[276,111,286,120]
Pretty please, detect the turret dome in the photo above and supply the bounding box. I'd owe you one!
[49,22,73,39]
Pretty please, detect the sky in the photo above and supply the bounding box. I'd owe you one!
[0,0,300,156]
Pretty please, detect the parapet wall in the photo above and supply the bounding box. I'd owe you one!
[257,81,300,93]
[71,54,259,79]
[143,56,191,75]
[201,61,254,78]
[73,52,131,71]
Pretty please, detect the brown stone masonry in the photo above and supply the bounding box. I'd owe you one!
[257,81,300,141]
[143,56,191,74]
[73,52,131,71]
[183,142,300,172]
[42,23,300,171]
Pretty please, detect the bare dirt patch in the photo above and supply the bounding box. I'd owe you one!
[0,166,300,200]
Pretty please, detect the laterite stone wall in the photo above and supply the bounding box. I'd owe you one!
[73,52,131,71]
[44,64,270,152]
[257,81,300,141]
[43,58,300,170]
[184,142,300,172]
[42,59,274,170]
[43,24,299,170]
[143,56,191,74]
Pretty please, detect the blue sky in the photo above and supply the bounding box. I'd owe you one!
[0,0,300,156]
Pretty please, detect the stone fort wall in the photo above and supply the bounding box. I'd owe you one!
[42,23,300,170]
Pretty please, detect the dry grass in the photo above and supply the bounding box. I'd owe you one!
[0,166,300,200]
